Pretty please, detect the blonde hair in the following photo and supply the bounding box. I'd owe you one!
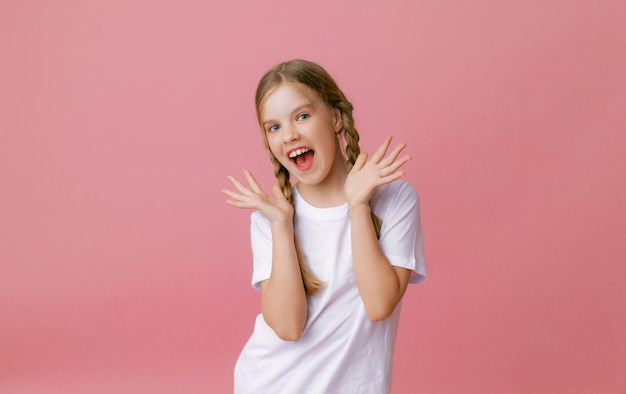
[255,59,382,296]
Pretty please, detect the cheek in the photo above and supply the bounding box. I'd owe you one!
[266,139,290,166]
[267,139,280,157]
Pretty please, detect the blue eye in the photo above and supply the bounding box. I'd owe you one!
[268,124,280,133]
[297,113,310,121]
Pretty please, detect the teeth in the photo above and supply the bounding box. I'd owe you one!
[289,148,310,158]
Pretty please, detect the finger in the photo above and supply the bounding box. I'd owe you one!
[379,143,407,168]
[379,170,406,184]
[352,152,368,170]
[243,169,263,194]
[223,187,266,210]
[222,188,249,201]
[370,136,393,163]
[227,175,253,195]
[380,155,411,178]
[381,154,411,177]
[225,199,258,209]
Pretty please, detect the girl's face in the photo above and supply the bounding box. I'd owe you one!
[260,83,346,192]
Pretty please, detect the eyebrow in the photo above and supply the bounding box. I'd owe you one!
[262,104,313,126]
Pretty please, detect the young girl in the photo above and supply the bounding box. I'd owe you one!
[222,59,426,393]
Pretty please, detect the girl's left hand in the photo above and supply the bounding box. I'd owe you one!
[344,136,411,208]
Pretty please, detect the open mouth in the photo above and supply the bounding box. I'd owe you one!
[289,148,314,168]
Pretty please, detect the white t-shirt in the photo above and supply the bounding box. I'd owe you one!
[234,180,426,394]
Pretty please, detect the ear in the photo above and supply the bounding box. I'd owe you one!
[333,108,342,133]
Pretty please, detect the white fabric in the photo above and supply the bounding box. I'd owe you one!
[234,180,426,394]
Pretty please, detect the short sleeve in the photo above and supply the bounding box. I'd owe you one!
[373,181,427,284]
[250,211,272,290]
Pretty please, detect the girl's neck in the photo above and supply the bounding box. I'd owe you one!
[295,150,348,208]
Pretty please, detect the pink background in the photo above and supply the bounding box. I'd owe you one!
[2,1,625,393]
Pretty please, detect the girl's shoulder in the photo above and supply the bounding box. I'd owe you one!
[371,179,419,217]
[372,179,418,203]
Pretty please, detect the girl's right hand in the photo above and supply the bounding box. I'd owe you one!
[222,169,294,226]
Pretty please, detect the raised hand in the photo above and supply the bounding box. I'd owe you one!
[222,169,294,226]
[344,136,411,208]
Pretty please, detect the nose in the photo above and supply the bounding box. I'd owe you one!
[282,123,299,143]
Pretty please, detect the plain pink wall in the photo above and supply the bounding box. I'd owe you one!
[1,1,624,393]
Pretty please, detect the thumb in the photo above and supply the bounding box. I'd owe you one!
[272,185,286,200]
[352,152,368,170]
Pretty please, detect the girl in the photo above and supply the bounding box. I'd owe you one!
[222,59,426,393]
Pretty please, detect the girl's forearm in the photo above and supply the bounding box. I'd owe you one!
[260,223,308,341]
[349,204,409,321]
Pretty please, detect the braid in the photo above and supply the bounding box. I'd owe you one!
[270,152,324,296]
[272,155,292,203]
[336,101,359,170]
[337,102,383,239]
